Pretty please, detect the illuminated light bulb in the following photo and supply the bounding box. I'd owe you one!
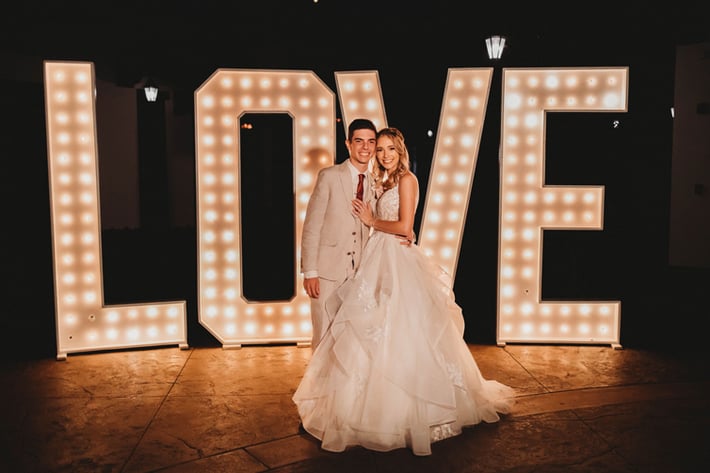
[245,322,256,334]
[224,289,236,299]
[221,173,235,185]
[560,306,570,316]
[440,246,453,259]
[203,231,216,243]
[300,321,311,332]
[224,307,235,318]
[82,291,97,303]
[201,95,216,107]
[522,228,535,240]
[205,269,217,280]
[221,230,234,242]
[282,323,294,335]
[521,323,533,334]
[265,324,274,333]
[82,253,94,264]
[502,228,515,240]
[505,93,523,109]
[206,306,218,317]
[223,192,235,203]
[447,211,459,221]
[540,323,551,333]
[224,212,234,222]
[225,250,238,262]
[240,96,253,107]
[225,324,237,335]
[62,273,76,284]
[204,288,217,299]
[221,135,233,146]
[524,113,539,128]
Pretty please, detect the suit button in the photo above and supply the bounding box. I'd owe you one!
[347,252,352,255]
[352,232,356,235]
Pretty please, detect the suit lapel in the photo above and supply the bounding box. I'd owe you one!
[337,162,353,203]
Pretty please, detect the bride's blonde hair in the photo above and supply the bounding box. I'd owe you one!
[371,127,410,192]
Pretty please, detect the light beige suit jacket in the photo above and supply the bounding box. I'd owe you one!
[301,161,373,345]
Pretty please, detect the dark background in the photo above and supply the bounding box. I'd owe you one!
[1,1,708,360]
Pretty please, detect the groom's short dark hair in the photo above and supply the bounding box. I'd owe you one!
[347,118,377,141]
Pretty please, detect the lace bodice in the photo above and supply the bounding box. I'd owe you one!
[376,186,399,221]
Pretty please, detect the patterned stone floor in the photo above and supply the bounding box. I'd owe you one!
[1,343,708,472]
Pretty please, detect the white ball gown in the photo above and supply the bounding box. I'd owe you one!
[293,185,515,456]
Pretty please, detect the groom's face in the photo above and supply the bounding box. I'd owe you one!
[346,129,377,170]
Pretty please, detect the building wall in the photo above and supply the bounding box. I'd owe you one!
[669,42,710,268]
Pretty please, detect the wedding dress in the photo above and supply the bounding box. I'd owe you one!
[292,185,515,456]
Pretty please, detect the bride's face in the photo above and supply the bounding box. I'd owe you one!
[375,135,399,172]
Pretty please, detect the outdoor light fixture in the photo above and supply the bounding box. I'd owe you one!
[486,35,506,60]
[142,78,159,102]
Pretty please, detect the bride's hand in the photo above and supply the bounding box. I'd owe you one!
[352,199,374,226]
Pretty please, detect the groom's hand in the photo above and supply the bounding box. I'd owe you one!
[304,277,320,298]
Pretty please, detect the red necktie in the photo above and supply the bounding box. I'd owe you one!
[356,173,365,201]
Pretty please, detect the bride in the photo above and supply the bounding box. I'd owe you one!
[292,127,515,456]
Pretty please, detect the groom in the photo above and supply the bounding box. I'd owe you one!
[300,118,377,349]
